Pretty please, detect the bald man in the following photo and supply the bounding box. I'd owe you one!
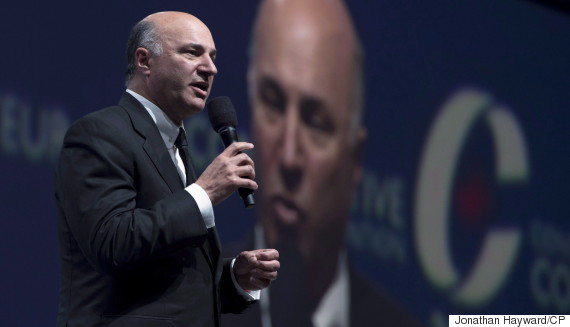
[222,0,421,326]
[56,12,279,327]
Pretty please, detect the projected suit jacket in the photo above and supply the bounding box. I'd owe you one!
[55,92,252,327]
[221,236,423,327]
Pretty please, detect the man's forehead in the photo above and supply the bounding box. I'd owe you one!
[148,13,214,44]
[253,1,356,81]
[255,32,352,99]
[144,11,202,28]
[255,0,355,45]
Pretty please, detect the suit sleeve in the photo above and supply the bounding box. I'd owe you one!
[220,258,257,314]
[57,115,208,275]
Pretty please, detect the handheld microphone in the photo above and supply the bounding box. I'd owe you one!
[207,96,255,208]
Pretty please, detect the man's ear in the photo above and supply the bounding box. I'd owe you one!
[134,47,151,76]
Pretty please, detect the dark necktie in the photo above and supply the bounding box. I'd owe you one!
[174,127,196,186]
[175,128,217,268]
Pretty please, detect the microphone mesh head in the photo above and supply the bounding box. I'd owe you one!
[207,96,238,132]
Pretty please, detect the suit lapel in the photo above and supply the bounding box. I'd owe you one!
[118,93,184,192]
[119,92,221,277]
[210,227,223,282]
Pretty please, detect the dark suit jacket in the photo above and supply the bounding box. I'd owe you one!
[55,93,252,327]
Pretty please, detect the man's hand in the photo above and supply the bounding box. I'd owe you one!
[196,142,258,205]
[234,249,280,291]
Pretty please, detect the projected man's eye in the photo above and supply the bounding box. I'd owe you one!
[300,97,333,135]
[259,77,286,114]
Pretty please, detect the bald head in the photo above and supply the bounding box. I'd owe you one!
[249,0,367,267]
[124,11,218,123]
[143,11,201,24]
[250,0,364,138]
[252,0,358,56]
[125,12,211,86]
[142,12,210,42]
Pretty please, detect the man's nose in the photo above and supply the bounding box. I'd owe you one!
[199,55,218,76]
[278,108,303,190]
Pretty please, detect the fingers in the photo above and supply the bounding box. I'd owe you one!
[240,249,281,272]
[224,142,254,156]
[240,250,258,266]
[234,164,255,180]
[234,153,255,169]
[255,258,280,272]
[237,178,258,191]
[234,249,280,291]
[196,142,257,204]
[253,249,279,261]
[250,267,278,280]
[247,262,278,290]
[229,151,257,189]
[235,249,279,271]
[224,144,256,181]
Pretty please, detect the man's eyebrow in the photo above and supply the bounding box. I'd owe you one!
[260,74,286,98]
[300,94,328,116]
[299,86,329,110]
[260,74,281,90]
[185,43,217,58]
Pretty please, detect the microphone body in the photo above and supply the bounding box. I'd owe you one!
[218,125,255,208]
[207,97,255,208]
[218,126,239,148]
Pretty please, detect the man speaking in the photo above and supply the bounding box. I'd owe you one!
[55,11,279,327]
[223,0,422,326]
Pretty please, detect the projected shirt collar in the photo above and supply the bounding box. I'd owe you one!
[254,224,349,327]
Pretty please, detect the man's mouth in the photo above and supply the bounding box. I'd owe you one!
[190,81,209,98]
[271,196,304,226]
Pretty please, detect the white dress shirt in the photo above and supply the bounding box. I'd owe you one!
[126,89,259,301]
[126,89,215,227]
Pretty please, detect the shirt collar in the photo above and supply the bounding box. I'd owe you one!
[126,89,182,150]
[312,249,349,327]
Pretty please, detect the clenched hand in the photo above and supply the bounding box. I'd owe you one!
[234,249,280,291]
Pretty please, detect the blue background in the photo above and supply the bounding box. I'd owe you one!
[0,1,569,325]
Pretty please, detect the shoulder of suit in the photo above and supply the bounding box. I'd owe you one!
[61,104,134,146]
[68,103,132,133]
[72,92,140,126]
[80,104,129,124]
[348,268,424,327]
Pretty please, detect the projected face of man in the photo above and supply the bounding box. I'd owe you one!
[250,0,365,289]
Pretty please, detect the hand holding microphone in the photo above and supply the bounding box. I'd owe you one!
[195,96,257,208]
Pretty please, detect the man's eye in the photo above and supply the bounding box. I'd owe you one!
[259,78,285,113]
[183,48,202,57]
[301,99,333,134]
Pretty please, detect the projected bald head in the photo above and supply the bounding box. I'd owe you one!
[249,0,366,292]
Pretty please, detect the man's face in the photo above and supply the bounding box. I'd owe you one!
[147,18,217,123]
[250,27,363,260]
